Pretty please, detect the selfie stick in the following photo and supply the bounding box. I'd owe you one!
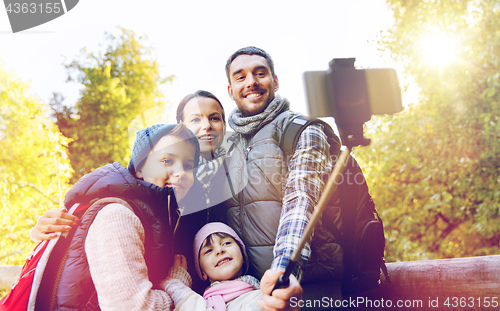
[272,147,351,291]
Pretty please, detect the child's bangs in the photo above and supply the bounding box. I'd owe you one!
[202,232,233,248]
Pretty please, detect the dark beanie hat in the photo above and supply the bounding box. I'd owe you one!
[127,123,200,177]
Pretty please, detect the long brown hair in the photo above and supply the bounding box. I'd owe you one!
[176,90,225,124]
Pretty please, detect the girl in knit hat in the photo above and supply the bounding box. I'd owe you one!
[24,123,208,311]
[162,222,262,311]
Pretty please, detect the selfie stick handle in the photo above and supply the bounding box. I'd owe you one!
[272,260,295,290]
[272,147,351,292]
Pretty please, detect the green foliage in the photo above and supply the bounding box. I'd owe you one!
[0,62,72,265]
[57,27,173,182]
[353,0,500,261]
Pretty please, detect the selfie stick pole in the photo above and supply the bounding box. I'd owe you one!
[272,147,351,291]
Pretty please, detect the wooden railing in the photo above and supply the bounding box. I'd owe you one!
[343,255,500,311]
[2,255,500,310]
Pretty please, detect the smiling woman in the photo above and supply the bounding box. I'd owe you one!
[178,94,226,160]
[175,90,241,212]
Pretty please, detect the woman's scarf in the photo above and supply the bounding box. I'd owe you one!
[196,147,226,195]
[228,95,290,136]
[203,279,256,311]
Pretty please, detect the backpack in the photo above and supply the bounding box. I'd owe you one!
[0,198,146,311]
[0,202,88,311]
[281,115,389,296]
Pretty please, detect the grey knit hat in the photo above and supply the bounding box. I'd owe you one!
[193,222,249,280]
[127,123,200,177]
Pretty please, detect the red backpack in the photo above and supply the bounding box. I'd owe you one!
[0,203,86,311]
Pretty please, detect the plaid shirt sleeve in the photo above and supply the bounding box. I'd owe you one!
[270,123,332,281]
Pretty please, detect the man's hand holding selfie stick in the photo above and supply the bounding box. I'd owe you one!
[259,57,402,310]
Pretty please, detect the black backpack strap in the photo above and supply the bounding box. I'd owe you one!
[281,116,341,158]
[281,115,344,245]
[281,116,308,157]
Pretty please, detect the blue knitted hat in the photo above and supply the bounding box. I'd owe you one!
[128,124,200,177]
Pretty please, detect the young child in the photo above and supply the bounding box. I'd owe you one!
[162,222,262,311]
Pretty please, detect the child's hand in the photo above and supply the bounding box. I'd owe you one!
[30,207,80,242]
[168,254,192,288]
[173,254,188,270]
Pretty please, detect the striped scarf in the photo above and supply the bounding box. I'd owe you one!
[196,146,226,194]
[228,95,290,136]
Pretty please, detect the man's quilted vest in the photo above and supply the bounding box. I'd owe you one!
[225,110,344,282]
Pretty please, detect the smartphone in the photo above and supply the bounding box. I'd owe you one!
[302,60,402,119]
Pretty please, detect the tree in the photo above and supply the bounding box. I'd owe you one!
[0,62,72,264]
[353,0,500,261]
[56,27,173,182]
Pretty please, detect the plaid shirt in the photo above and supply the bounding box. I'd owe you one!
[270,123,332,281]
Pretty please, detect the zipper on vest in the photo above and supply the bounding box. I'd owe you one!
[245,138,276,159]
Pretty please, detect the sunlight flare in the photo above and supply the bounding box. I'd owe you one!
[419,34,459,66]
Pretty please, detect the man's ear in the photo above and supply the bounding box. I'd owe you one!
[227,84,234,100]
[274,75,279,92]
